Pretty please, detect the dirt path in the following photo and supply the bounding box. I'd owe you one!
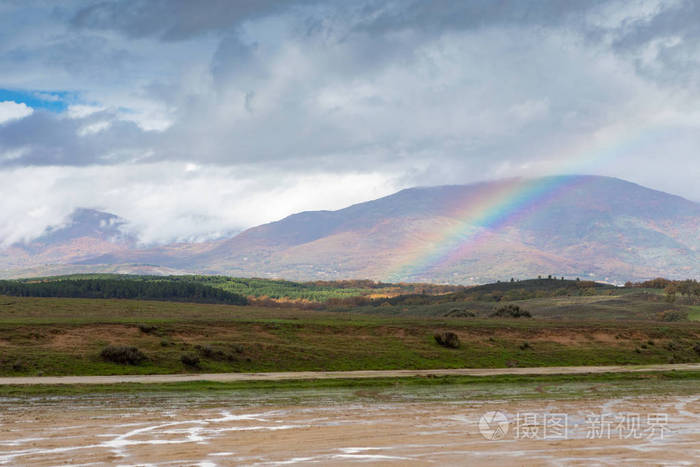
[1,363,699,385]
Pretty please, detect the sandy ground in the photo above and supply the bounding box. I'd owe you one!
[2,363,700,386]
[0,392,699,466]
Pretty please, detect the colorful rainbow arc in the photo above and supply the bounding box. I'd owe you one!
[384,175,592,282]
[383,121,660,282]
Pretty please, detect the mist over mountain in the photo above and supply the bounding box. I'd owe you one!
[1,175,698,284]
[0,209,133,271]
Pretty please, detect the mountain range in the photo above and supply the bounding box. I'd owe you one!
[1,175,698,284]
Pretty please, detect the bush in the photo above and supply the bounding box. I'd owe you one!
[181,353,201,367]
[694,343,700,356]
[200,345,235,361]
[444,308,476,318]
[138,324,158,334]
[491,304,532,318]
[657,310,688,322]
[434,332,461,349]
[100,345,147,365]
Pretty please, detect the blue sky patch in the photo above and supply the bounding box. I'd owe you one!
[0,89,77,112]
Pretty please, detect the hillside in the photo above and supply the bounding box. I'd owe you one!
[194,175,700,283]
[0,175,698,284]
[0,278,699,377]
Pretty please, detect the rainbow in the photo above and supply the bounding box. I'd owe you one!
[384,175,595,281]
[383,121,657,282]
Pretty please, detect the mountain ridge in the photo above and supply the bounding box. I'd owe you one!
[1,175,698,284]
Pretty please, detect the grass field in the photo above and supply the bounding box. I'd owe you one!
[343,289,693,320]
[688,305,700,321]
[2,370,699,397]
[1,290,699,377]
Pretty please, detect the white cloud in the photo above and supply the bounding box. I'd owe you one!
[0,101,33,124]
[0,147,29,162]
[77,120,111,136]
[66,104,104,119]
[0,163,401,246]
[32,91,61,102]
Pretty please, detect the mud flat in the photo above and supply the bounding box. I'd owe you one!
[1,380,699,466]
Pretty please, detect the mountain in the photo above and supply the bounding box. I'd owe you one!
[0,209,133,271]
[1,175,698,283]
[0,209,196,277]
[194,175,700,283]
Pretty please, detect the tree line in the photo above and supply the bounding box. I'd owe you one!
[10,274,468,304]
[625,278,700,303]
[0,279,248,305]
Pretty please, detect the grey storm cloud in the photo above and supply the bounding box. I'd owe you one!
[1,0,697,169]
[69,0,598,39]
[69,0,317,40]
[1,0,700,243]
[0,110,152,166]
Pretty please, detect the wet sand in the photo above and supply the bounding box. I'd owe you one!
[1,390,699,466]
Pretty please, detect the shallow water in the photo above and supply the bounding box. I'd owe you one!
[1,384,699,466]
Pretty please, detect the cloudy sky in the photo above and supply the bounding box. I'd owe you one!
[1,0,699,245]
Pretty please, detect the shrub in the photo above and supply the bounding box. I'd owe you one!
[694,343,700,356]
[657,310,688,322]
[665,341,679,351]
[444,308,476,318]
[181,353,201,367]
[434,332,460,349]
[138,324,158,334]
[491,304,532,318]
[100,345,147,365]
[200,345,234,361]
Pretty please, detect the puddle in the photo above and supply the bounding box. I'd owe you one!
[0,385,698,465]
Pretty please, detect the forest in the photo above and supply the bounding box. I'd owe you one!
[0,278,248,305]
